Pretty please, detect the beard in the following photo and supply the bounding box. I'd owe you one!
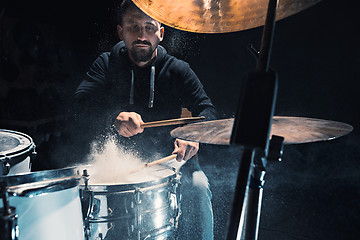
[129,40,157,63]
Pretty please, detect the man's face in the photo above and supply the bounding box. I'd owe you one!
[117,8,164,66]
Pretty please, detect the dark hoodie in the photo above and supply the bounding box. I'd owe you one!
[72,41,217,161]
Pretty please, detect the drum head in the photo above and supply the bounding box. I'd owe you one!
[83,165,178,191]
[0,129,33,156]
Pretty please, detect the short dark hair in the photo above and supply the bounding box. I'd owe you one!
[116,0,141,26]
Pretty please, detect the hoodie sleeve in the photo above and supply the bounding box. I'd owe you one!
[73,52,110,106]
[71,49,132,136]
[179,62,217,121]
[70,52,116,138]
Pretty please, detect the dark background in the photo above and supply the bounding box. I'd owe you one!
[0,0,359,239]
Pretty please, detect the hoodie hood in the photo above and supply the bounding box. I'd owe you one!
[112,40,167,65]
[111,41,167,108]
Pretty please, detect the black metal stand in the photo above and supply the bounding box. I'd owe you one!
[0,182,19,240]
[226,0,280,239]
[239,148,266,240]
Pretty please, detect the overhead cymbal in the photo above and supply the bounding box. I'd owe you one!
[170,116,353,145]
[132,0,321,33]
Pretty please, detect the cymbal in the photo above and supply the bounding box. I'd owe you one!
[170,117,353,145]
[132,0,321,33]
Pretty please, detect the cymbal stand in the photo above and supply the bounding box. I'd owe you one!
[239,136,284,240]
[238,147,266,240]
[226,0,280,239]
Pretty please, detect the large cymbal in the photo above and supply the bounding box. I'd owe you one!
[132,0,321,33]
[170,117,353,145]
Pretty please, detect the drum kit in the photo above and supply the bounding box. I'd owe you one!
[0,0,355,240]
[0,130,181,240]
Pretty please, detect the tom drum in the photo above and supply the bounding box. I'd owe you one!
[0,129,36,175]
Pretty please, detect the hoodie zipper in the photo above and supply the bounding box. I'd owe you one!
[148,66,155,108]
[129,65,156,108]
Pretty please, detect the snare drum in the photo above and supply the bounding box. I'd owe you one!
[80,165,181,240]
[0,167,85,240]
[0,129,36,175]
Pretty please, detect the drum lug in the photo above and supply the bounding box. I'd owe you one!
[5,163,10,175]
[134,188,142,205]
[31,150,37,162]
[169,172,182,226]
[91,198,101,216]
[81,190,96,240]
[0,157,11,175]
[82,169,90,190]
[80,169,95,240]
[171,172,181,194]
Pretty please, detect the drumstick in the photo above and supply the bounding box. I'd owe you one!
[140,116,205,128]
[129,154,177,174]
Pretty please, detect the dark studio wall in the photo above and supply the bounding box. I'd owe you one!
[0,0,359,239]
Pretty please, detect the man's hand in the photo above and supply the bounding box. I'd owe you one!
[114,112,144,137]
[172,139,199,162]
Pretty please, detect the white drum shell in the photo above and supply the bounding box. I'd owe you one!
[0,167,85,240]
[7,157,31,175]
[8,187,84,240]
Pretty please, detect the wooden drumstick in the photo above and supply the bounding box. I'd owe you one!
[140,116,205,128]
[129,154,177,174]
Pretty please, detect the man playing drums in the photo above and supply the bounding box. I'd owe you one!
[72,0,217,239]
